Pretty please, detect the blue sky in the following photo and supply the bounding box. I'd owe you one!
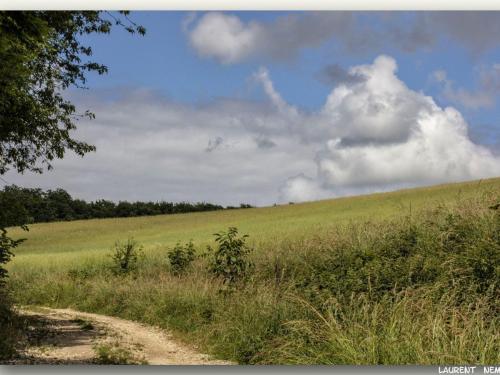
[80,13,498,114]
[6,11,500,205]
[80,12,500,145]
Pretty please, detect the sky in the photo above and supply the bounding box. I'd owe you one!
[4,11,500,206]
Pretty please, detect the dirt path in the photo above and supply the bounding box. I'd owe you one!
[10,306,231,365]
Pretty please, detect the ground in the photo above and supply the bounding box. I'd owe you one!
[6,306,231,365]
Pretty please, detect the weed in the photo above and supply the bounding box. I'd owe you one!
[167,241,196,275]
[109,238,143,274]
[206,227,253,286]
[93,342,147,365]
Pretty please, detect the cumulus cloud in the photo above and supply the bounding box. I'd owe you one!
[186,12,500,64]
[187,12,262,64]
[279,55,500,201]
[5,56,499,206]
[317,56,430,144]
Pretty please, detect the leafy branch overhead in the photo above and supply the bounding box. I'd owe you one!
[0,11,145,175]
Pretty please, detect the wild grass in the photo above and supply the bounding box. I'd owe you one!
[5,177,500,364]
[94,342,147,365]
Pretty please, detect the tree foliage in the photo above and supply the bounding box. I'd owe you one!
[0,185,228,222]
[0,185,253,223]
[0,11,145,174]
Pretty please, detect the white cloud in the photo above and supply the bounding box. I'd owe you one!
[280,56,500,201]
[186,12,500,65]
[187,13,262,64]
[5,56,499,206]
[186,12,355,64]
[319,55,430,144]
[253,67,299,118]
[279,174,329,203]
[5,89,317,207]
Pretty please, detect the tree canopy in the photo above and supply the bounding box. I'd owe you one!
[0,11,145,175]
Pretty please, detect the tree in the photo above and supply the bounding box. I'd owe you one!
[0,11,145,174]
[0,11,145,359]
[0,11,145,284]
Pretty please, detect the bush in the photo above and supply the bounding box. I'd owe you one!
[167,241,196,275]
[0,291,20,361]
[0,229,22,286]
[110,238,143,274]
[207,227,253,286]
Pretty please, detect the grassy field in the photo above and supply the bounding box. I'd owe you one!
[5,177,500,364]
[7,178,499,267]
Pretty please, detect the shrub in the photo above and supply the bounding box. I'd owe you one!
[167,241,196,275]
[0,291,20,361]
[0,229,25,286]
[110,238,143,274]
[207,227,253,286]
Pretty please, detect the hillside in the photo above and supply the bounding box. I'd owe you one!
[5,177,500,364]
[8,177,499,260]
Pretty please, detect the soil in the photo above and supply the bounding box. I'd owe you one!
[6,306,232,365]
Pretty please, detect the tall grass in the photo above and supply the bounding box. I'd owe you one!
[269,292,498,364]
[6,180,500,364]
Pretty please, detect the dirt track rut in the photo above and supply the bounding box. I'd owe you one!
[11,307,231,365]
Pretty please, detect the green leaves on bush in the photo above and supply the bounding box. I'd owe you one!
[207,227,253,286]
[110,238,143,274]
[167,241,196,275]
[0,229,25,285]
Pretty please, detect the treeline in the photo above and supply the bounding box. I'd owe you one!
[0,185,253,225]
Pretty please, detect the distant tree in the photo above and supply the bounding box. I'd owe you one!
[91,199,116,218]
[71,198,91,220]
[45,189,75,220]
[0,185,244,224]
[116,201,135,217]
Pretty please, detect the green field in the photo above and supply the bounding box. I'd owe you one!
[6,177,500,364]
[8,178,499,268]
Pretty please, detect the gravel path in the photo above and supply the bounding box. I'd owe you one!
[10,306,231,365]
